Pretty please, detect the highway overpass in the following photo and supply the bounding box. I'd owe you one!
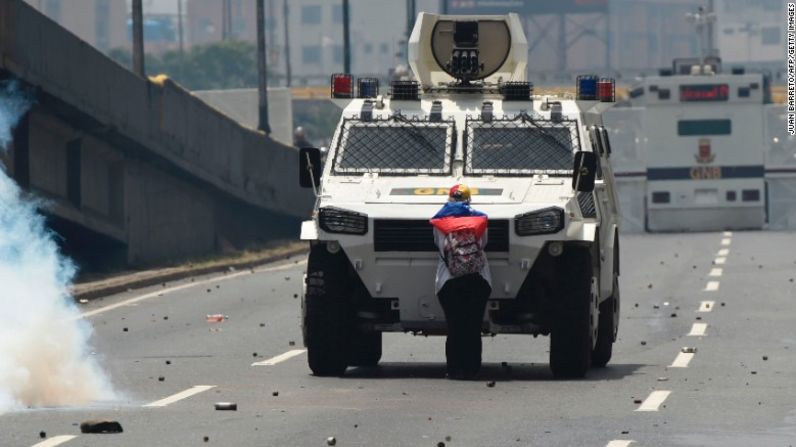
[0,0,313,267]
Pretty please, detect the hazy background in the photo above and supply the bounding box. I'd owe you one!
[25,0,786,90]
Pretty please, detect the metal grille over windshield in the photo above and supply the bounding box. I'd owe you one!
[333,118,454,175]
[465,115,580,176]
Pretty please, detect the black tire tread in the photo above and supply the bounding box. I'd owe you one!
[549,247,593,379]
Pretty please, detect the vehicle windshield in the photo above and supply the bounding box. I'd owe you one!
[465,118,579,176]
[333,118,453,175]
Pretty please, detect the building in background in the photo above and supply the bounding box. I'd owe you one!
[186,0,438,85]
[24,0,785,87]
[24,0,127,52]
[715,0,784,65]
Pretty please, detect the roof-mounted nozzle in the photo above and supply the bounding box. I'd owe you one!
[408,12,527,89]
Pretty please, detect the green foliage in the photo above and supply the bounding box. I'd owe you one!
[108,40,279,90]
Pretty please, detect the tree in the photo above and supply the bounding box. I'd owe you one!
[108,40,280,90]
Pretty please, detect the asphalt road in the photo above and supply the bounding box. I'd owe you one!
[2,231,796,447]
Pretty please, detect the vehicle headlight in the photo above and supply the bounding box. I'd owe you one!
[515,207,565,236]
[319,207,368,235]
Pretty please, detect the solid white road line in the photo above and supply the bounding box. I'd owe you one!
[252,349,306,366]
[636,390,671,412]
[31,436,78,447]
[721,238,732,246]
[699,300,715,312]
[605,441,634,447]
[717,248,730,256]
[709,268,723,277]
[704,281,720,291]
[723,231,733,237]
[714,257,726,265]
[143,385,216,407]
[670,352,695,368]
[688,323,708,336]
[80,261,306,319]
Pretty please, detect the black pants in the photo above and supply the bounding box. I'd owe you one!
[437,273,491,376]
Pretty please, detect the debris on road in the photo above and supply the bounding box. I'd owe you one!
[79,420,124,434]
[158,376,165,382]
[166,360,171,365]
[203,436,209,442]
[206,314,227,323]
[763,356,768,361]
[326,436,337,446]
[272,391,279,397]
[681,347,697,353]
[640,341,647,346]
[486,381,496,388]
[289,341,296,346]
[657,377,669,382]
[122,327,128,332]
[670,313,677,318]
[633,398,642,404]
[214,402,238,411]
[79,299,88,304]
[39,431,45,438]
[647,284,653,289]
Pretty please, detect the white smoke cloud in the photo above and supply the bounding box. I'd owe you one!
[0,81,115,411]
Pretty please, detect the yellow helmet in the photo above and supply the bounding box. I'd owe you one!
[448,183,471,202]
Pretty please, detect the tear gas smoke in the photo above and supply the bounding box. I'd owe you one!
[0,80,114,411]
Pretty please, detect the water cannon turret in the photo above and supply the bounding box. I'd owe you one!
[407,13,527,88]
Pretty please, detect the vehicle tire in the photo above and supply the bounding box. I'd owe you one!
[592,274,619,367]
[303,244,351,377]
[348,331,382,367]
[549,247,595,379]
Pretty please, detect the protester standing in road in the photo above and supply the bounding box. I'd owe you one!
[430,184,492,380]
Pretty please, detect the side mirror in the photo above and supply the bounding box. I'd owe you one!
[572,151,597,192]
[299,147,321,189]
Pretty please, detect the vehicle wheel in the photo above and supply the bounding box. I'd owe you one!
[348,331,382,367]
[592,274,619,367]
[303,244,351,377]
[549,247,595,379]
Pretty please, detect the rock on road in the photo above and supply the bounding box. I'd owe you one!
[1,231,796,446]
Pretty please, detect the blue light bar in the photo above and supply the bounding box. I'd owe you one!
[576,75,599,100]
[357,78,379,98]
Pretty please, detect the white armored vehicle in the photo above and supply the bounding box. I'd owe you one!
[299,13,621,378]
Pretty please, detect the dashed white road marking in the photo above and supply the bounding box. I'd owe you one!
[143,385,216,407]
[699,301,715,312]
[670,352,695,368]
[721,238,732,246]
[688,323,708,336]
[31,436,78,447]
[605,441,634,447]
[709,268,723,277]
[252,349,306,366]
[80,260,306,319]
[636,390,672,412]
[723,231,733,237]
[704,281,720,291]
[714,257,726,265]
[717,248,730,256]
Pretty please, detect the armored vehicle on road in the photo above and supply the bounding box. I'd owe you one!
[299,13,621,378]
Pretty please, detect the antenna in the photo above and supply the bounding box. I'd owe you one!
[685,4,717,74]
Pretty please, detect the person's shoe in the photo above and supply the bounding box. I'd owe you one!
[446,369,466,380]
[460,369,479,380]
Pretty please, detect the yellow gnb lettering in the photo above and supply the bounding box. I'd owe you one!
[689,167,722,180]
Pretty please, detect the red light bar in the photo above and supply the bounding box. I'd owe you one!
[597,77,615,102]
[331,73,353,98]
